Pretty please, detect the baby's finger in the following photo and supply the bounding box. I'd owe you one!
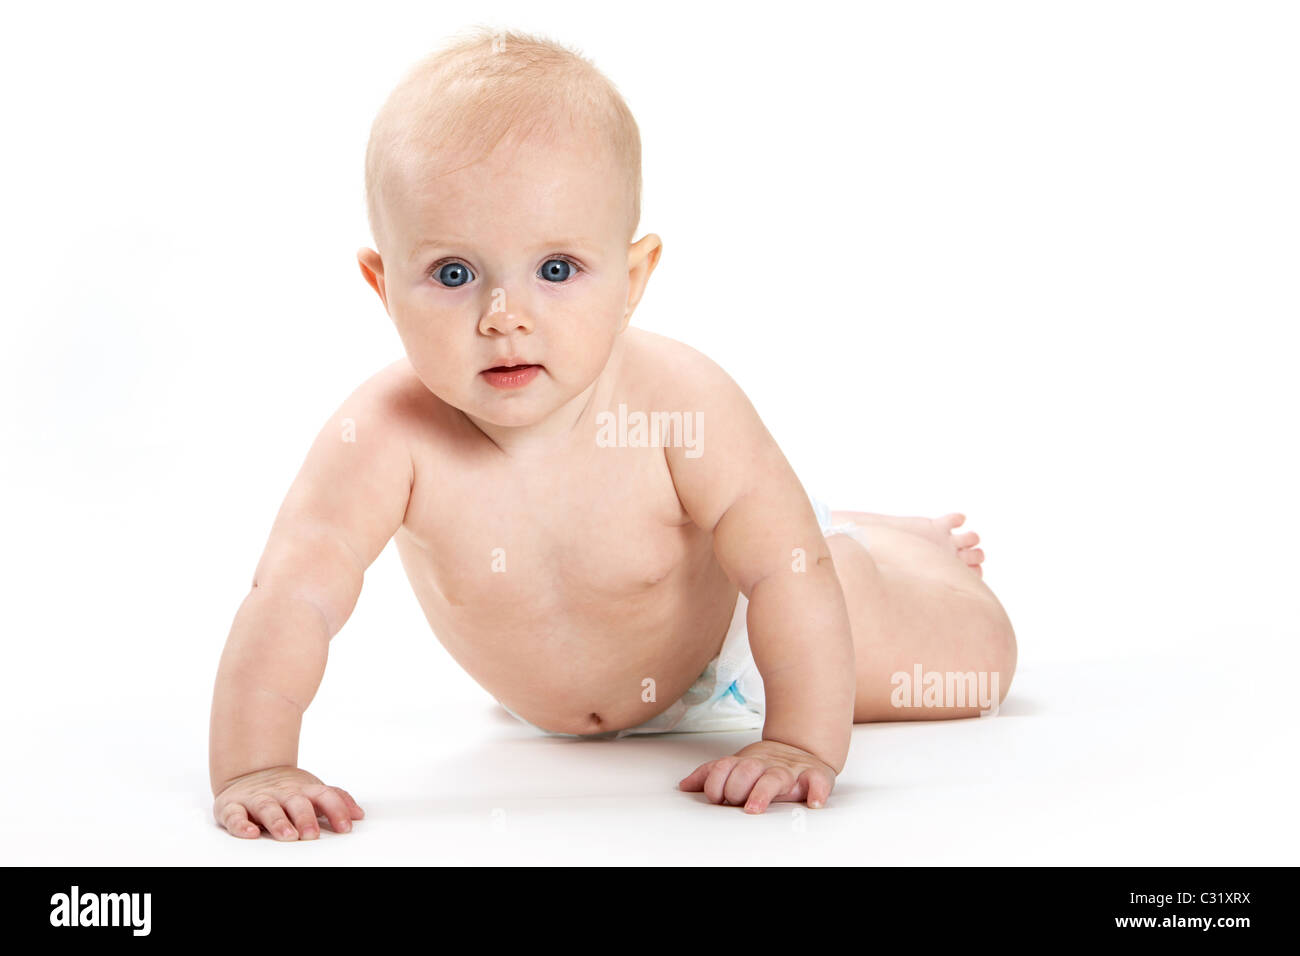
[219,803,260,839]
[312,788,354,833]
[743,769,793,814]
[332,787,365,819]
[283,793,320,840]
[678,760,719,792]
[722,758,768,808]
[702,758,741,804]
[800,768,835,809]
[250,796,298,841]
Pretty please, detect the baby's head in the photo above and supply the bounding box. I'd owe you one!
[358,27,661,431]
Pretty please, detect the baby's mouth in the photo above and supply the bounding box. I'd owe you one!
[480,362,544,389]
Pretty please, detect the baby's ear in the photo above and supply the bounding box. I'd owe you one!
[627,233,662,273]
[624,234,663,326]
[357,248,389,313]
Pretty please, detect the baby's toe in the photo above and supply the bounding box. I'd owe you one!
[935,512,966,532]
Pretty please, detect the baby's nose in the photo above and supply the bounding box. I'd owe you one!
[480,304,533,335]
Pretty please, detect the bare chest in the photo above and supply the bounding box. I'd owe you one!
[401,442,696,613]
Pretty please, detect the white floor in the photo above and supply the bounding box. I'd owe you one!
[4,653,1292,866]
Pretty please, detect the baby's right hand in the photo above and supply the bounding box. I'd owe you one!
[213,765,364,841]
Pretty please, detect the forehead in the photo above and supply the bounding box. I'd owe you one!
[387,129,626,253]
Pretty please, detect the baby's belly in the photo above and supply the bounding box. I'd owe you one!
[395,533,739,735]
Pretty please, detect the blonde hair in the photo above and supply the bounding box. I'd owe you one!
[363,26,642,250]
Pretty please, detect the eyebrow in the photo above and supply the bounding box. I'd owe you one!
[409,239,462,262]
[409,237,598,263]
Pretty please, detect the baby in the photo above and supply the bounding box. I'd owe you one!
[209,27,1017,840]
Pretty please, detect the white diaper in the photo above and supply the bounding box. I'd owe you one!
[501,491,869,738]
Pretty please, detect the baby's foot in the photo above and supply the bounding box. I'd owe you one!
[834,510,987,576]
[929,513,984,577]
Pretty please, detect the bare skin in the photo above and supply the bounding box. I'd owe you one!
[209,124,1016,839]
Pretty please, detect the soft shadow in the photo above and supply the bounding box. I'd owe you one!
[486,702,523,727]
[368,724,896,820]
[989,695,1044,717]
[852,695,1045,727]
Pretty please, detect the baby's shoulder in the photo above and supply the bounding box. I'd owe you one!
[624,329,748,400]
[620,328,751,410]
[339,357,459,446]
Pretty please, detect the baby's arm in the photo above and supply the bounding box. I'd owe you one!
[209,365,414,839]
[664,350,856,812]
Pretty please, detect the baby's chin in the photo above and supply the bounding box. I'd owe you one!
[418,376,562,429]
[466,401,552,429]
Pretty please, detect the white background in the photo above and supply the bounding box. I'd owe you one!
[1,0,1295,864]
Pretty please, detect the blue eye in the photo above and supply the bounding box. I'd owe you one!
[435,262,473,287]
[539,258,573,282]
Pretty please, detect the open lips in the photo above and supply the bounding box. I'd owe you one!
[481,362,542,388]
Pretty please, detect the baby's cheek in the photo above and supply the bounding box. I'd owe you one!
[402,343,460,398]
[568,329,621,381]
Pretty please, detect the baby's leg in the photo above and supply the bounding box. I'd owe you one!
[824,514,1016,722]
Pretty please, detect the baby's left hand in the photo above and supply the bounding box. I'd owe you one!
[678,739,837,813]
